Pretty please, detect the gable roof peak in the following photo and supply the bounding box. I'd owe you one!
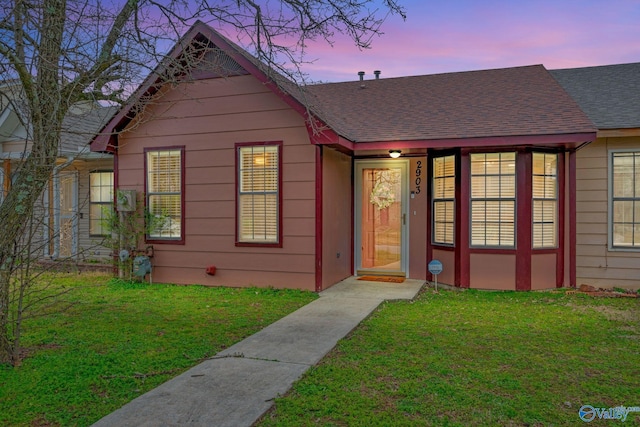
[90,21,309,152]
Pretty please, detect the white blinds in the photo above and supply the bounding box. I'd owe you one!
[470,153,516,247]
[433,155,455,199]
[433,155,456,245]
[238,145,279,243]
[147,150,182,239]
[148,150,181,193]
[532,153,557,248]
[612,152,640,246]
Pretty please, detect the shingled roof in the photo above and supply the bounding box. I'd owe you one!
[0,83,116,158]
[306,65,596,143]
[60,105,118,155]
[550,63,640,130]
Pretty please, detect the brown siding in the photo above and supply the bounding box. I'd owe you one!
[409,157,428,280]
[531,253,556,290]
[470,253,516,290]
[117,75,316,290]
[576,136,640,289]
[432,248,455,285]
[321,147,353,290]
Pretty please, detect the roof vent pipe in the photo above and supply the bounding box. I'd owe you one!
[358,71,365,81]
[374,70,381,79]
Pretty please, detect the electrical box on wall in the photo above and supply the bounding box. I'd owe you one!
[117,189,136,212]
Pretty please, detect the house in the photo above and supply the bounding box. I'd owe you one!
[0,81,116,262]
[91,21,609,292]
[551,63,640,290]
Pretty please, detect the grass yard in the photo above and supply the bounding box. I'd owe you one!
[0,274,317,426]
[258,288,640,427]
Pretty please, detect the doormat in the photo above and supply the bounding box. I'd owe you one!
[357,276,405,283]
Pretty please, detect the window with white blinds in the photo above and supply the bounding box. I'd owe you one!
[532,153,557,248]
[470,152,516,247]
[89,171,113,236]
[146,148,183,240]
[238,144,280,244]
[433,155,455,245]
[611,151,640,248]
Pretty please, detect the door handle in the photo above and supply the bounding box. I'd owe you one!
[403,213,406,225]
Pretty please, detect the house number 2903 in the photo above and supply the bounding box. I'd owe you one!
[415,161,422,194]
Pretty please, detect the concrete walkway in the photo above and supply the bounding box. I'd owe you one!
[92,277,425,427]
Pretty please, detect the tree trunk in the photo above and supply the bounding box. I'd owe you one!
[0,132,60,364]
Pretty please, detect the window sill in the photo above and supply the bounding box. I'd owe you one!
[469,247,516,254]
[236,241,282,248]
[432,244,455,251]
[608,245,640,252]
[145,238,185,245]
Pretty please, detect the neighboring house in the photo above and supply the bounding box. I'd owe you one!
[551,63,640,289]
[0,81,116,261]
[92,21,606,292]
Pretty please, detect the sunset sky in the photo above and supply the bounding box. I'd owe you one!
[286,0,640,82]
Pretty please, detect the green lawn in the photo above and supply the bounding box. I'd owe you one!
[258,288,640,427]
[0,274,317,426]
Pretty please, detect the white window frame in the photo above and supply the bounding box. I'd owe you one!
[609,149,640,251]
[89,170,114,237]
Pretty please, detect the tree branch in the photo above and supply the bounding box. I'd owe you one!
[63,0,140,99]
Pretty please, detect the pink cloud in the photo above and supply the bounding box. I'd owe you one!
[294,0,640,82]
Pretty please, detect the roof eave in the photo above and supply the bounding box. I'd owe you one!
[597,127,640,138]
[316,132,598,152]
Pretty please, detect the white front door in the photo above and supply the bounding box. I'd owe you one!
[355,160,409,276]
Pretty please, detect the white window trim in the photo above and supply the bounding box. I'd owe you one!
[608,148,640,251]
[89,170,114,237]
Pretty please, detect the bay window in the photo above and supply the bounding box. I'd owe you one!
[532,153,557,248]
[432,155,455,245]
[470,152,516,247]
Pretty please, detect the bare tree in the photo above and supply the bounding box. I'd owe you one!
[0,0,405,365]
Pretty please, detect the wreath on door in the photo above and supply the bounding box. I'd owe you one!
[370,181,395,210]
